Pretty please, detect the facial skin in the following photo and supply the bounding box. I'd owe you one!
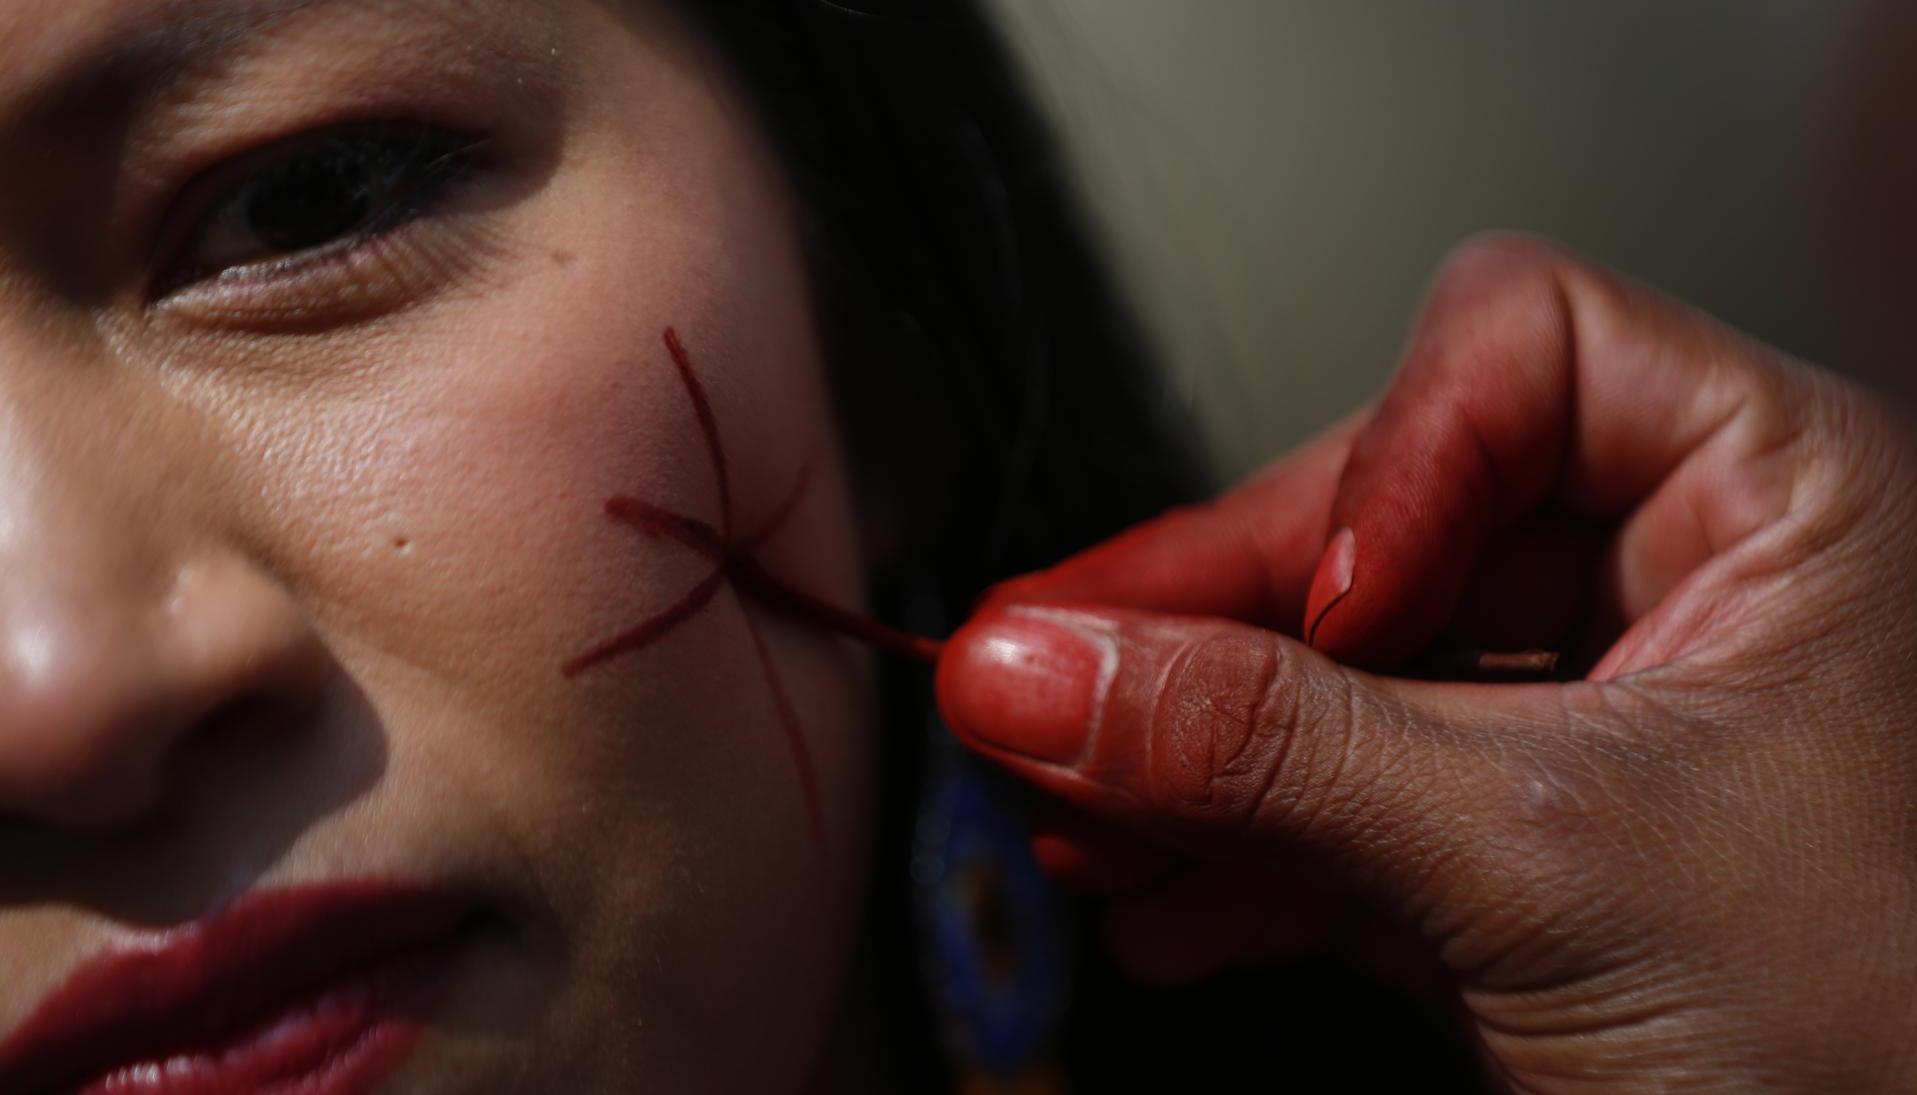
[0,0,874,1090]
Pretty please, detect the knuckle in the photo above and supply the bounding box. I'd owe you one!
[1271,669,1417,847]
[1802,382,1917,545]
[1443,229,1561,270]
[1143,630,1359,837]
[1419,233,1580,383]
[1431,231,1568,307]
[1144,628,1290,826]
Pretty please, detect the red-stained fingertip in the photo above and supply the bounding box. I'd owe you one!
[935,609,1111,765]
[1304,527,1356,647]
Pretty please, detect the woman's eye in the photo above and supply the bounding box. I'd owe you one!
[155,124,485,298]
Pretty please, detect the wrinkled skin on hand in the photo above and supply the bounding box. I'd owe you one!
[938,235,1917,1093]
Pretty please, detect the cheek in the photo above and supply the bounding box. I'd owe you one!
[238,111,866,827]
[203,174,872,1083]
[286,251,868,822]
[165,20,878,1076]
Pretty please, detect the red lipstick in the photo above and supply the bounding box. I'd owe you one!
[0,882,478,1094]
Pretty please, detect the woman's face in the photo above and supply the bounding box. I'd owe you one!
[0,0,873,1090]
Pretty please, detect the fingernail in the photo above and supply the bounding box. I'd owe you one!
[1305,527,1356,646]
[938,608,1114,764]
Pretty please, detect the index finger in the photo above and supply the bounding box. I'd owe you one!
[1306,233,1817,670]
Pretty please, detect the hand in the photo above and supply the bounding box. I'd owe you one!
[935,235,1917,1092]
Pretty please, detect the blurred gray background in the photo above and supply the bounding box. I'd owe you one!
[990,1,1884,478]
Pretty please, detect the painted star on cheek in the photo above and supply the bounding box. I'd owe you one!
[563,328,828,852]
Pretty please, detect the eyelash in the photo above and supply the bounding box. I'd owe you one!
[150,122,490,311]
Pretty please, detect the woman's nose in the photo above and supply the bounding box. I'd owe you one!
[0,558,323,829]
[0,408,323,831]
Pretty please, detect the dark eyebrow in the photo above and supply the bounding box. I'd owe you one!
[96,1,320,81]
[6,0,346,132]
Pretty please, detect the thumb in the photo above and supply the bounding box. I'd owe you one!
[936,604,1531,911]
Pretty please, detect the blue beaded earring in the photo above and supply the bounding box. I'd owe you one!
[913,708,1071,1093]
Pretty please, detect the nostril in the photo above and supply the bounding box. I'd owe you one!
[1,698,282,833]
[6,761,167,832]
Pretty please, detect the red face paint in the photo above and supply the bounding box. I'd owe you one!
[565,329,943,852]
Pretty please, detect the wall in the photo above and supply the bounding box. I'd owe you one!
[991,0,1868,476]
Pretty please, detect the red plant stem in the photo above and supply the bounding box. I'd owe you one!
[740,465,813,553]
[737,603,828,849]
[562,569,728,678]
[584,333,1559,709]
[600,495,945,665]
[570,329,950,859]
[728,557,946,665]
[606,497,726,561]
[723,552,1556,682]
[663,328,733,538]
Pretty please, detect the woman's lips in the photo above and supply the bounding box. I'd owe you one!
[0,881,479,1094]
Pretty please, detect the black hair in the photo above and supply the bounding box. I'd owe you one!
[679,1,1206,595]
[675,4,1204,1086]
[673,4,1489,1091]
